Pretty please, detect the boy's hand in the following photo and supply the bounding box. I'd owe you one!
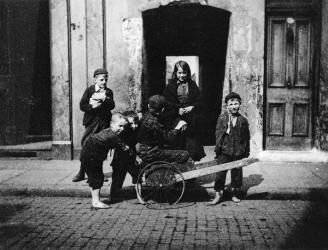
[175,120,187,131]
[184,106,194,113]
[179,108,185,115]
[135,156,142,165]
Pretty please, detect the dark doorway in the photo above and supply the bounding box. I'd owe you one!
[142,4,230,145]
[0,0,51,145]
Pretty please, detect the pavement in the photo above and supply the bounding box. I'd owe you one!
[1,147,328,249]
[1,146,328,201]
[1,196,328,249]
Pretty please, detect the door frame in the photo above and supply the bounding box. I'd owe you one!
[263,0,321,150]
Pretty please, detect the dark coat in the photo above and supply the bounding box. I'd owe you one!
[163,80,202,111]
[137,111,177,148]
[80,85,115,127]
[163,80,202,136]
[81,128,129,161]
[163,80,205,160]
[215,112,250,158]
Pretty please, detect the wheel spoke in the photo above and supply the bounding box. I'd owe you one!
[137,163,186,206]
[161,167,172,184]
[143,186,161,202]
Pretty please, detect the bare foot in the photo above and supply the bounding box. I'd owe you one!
[208,191,223,205]
[92,201,110,209]
[232,196,241,203]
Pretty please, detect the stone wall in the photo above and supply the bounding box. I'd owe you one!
[50,0,71,159]
[49,0,265,157]
[101,0,265,154]
[320,0,328,150]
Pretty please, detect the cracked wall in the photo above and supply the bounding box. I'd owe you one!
[319,0,328,151]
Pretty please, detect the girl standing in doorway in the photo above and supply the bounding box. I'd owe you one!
[163,60,205,161]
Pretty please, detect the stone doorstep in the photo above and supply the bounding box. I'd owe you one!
[258,150,328,163]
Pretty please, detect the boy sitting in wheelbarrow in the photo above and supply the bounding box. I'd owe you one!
[136,95,193,171]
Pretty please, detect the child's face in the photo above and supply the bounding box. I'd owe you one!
[94,74,108,89]
[127,117,138,131]
[111,118,127,135]
[227,98,241,115]
[176,66,188,83]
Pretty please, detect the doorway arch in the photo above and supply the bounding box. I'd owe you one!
[142,4,230,144]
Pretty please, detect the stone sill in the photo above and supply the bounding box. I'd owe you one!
[258,150,328,163]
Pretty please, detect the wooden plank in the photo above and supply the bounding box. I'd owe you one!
[180,158,258,181]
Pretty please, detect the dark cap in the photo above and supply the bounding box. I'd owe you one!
[93,68,108,77]
[148,95,166,111]
[224,92,241,103]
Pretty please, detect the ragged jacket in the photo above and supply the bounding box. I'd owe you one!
[215,112,250,158]
[137,111,178,148]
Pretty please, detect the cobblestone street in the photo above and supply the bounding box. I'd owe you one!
[1,196,327,249]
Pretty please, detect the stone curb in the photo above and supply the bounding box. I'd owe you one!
[1,185,328,202]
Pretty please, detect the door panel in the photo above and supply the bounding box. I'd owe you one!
[266,16,313,150]
[295,20,310,87]
[270,21,286,87]
[268,103,285,136]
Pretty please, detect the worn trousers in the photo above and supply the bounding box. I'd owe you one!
[214,154,243,192]
[80,155,104,190]
[111,150,140,196]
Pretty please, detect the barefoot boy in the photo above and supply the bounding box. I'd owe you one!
[80,113,134,209]
[209,92,250,205]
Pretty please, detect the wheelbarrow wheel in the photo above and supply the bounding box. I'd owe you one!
[136,161,185,207]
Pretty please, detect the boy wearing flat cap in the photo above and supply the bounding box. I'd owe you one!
[209,92,250,205]
[72,68,115,182]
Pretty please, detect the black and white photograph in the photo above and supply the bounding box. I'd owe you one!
[0,0,328,249]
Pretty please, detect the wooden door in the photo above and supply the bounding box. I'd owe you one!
[266,16,313,150]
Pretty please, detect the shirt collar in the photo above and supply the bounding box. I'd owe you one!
[95,84,100,92]
[177,80,188,86]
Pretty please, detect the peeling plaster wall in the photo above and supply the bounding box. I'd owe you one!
[50,0,71,159]
[50,0,328,158]
[51,0,265,156]
[104,0,264,154]
[209,0,264,154]
[320,0,328,150]
[105,0,130,112]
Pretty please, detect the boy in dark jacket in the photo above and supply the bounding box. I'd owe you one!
[110,111,141,201]
[80,113,137,209]
[209,92,250,205]
[137,95,190,166]
[72,68,115,182]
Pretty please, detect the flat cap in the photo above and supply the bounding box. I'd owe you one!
[148,95,166,111]
[224,92,241,103]
[93,68,108,77]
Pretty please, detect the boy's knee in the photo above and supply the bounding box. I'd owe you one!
[89,177,104,190]
[181,151,190,162]
[176,151,190,163]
